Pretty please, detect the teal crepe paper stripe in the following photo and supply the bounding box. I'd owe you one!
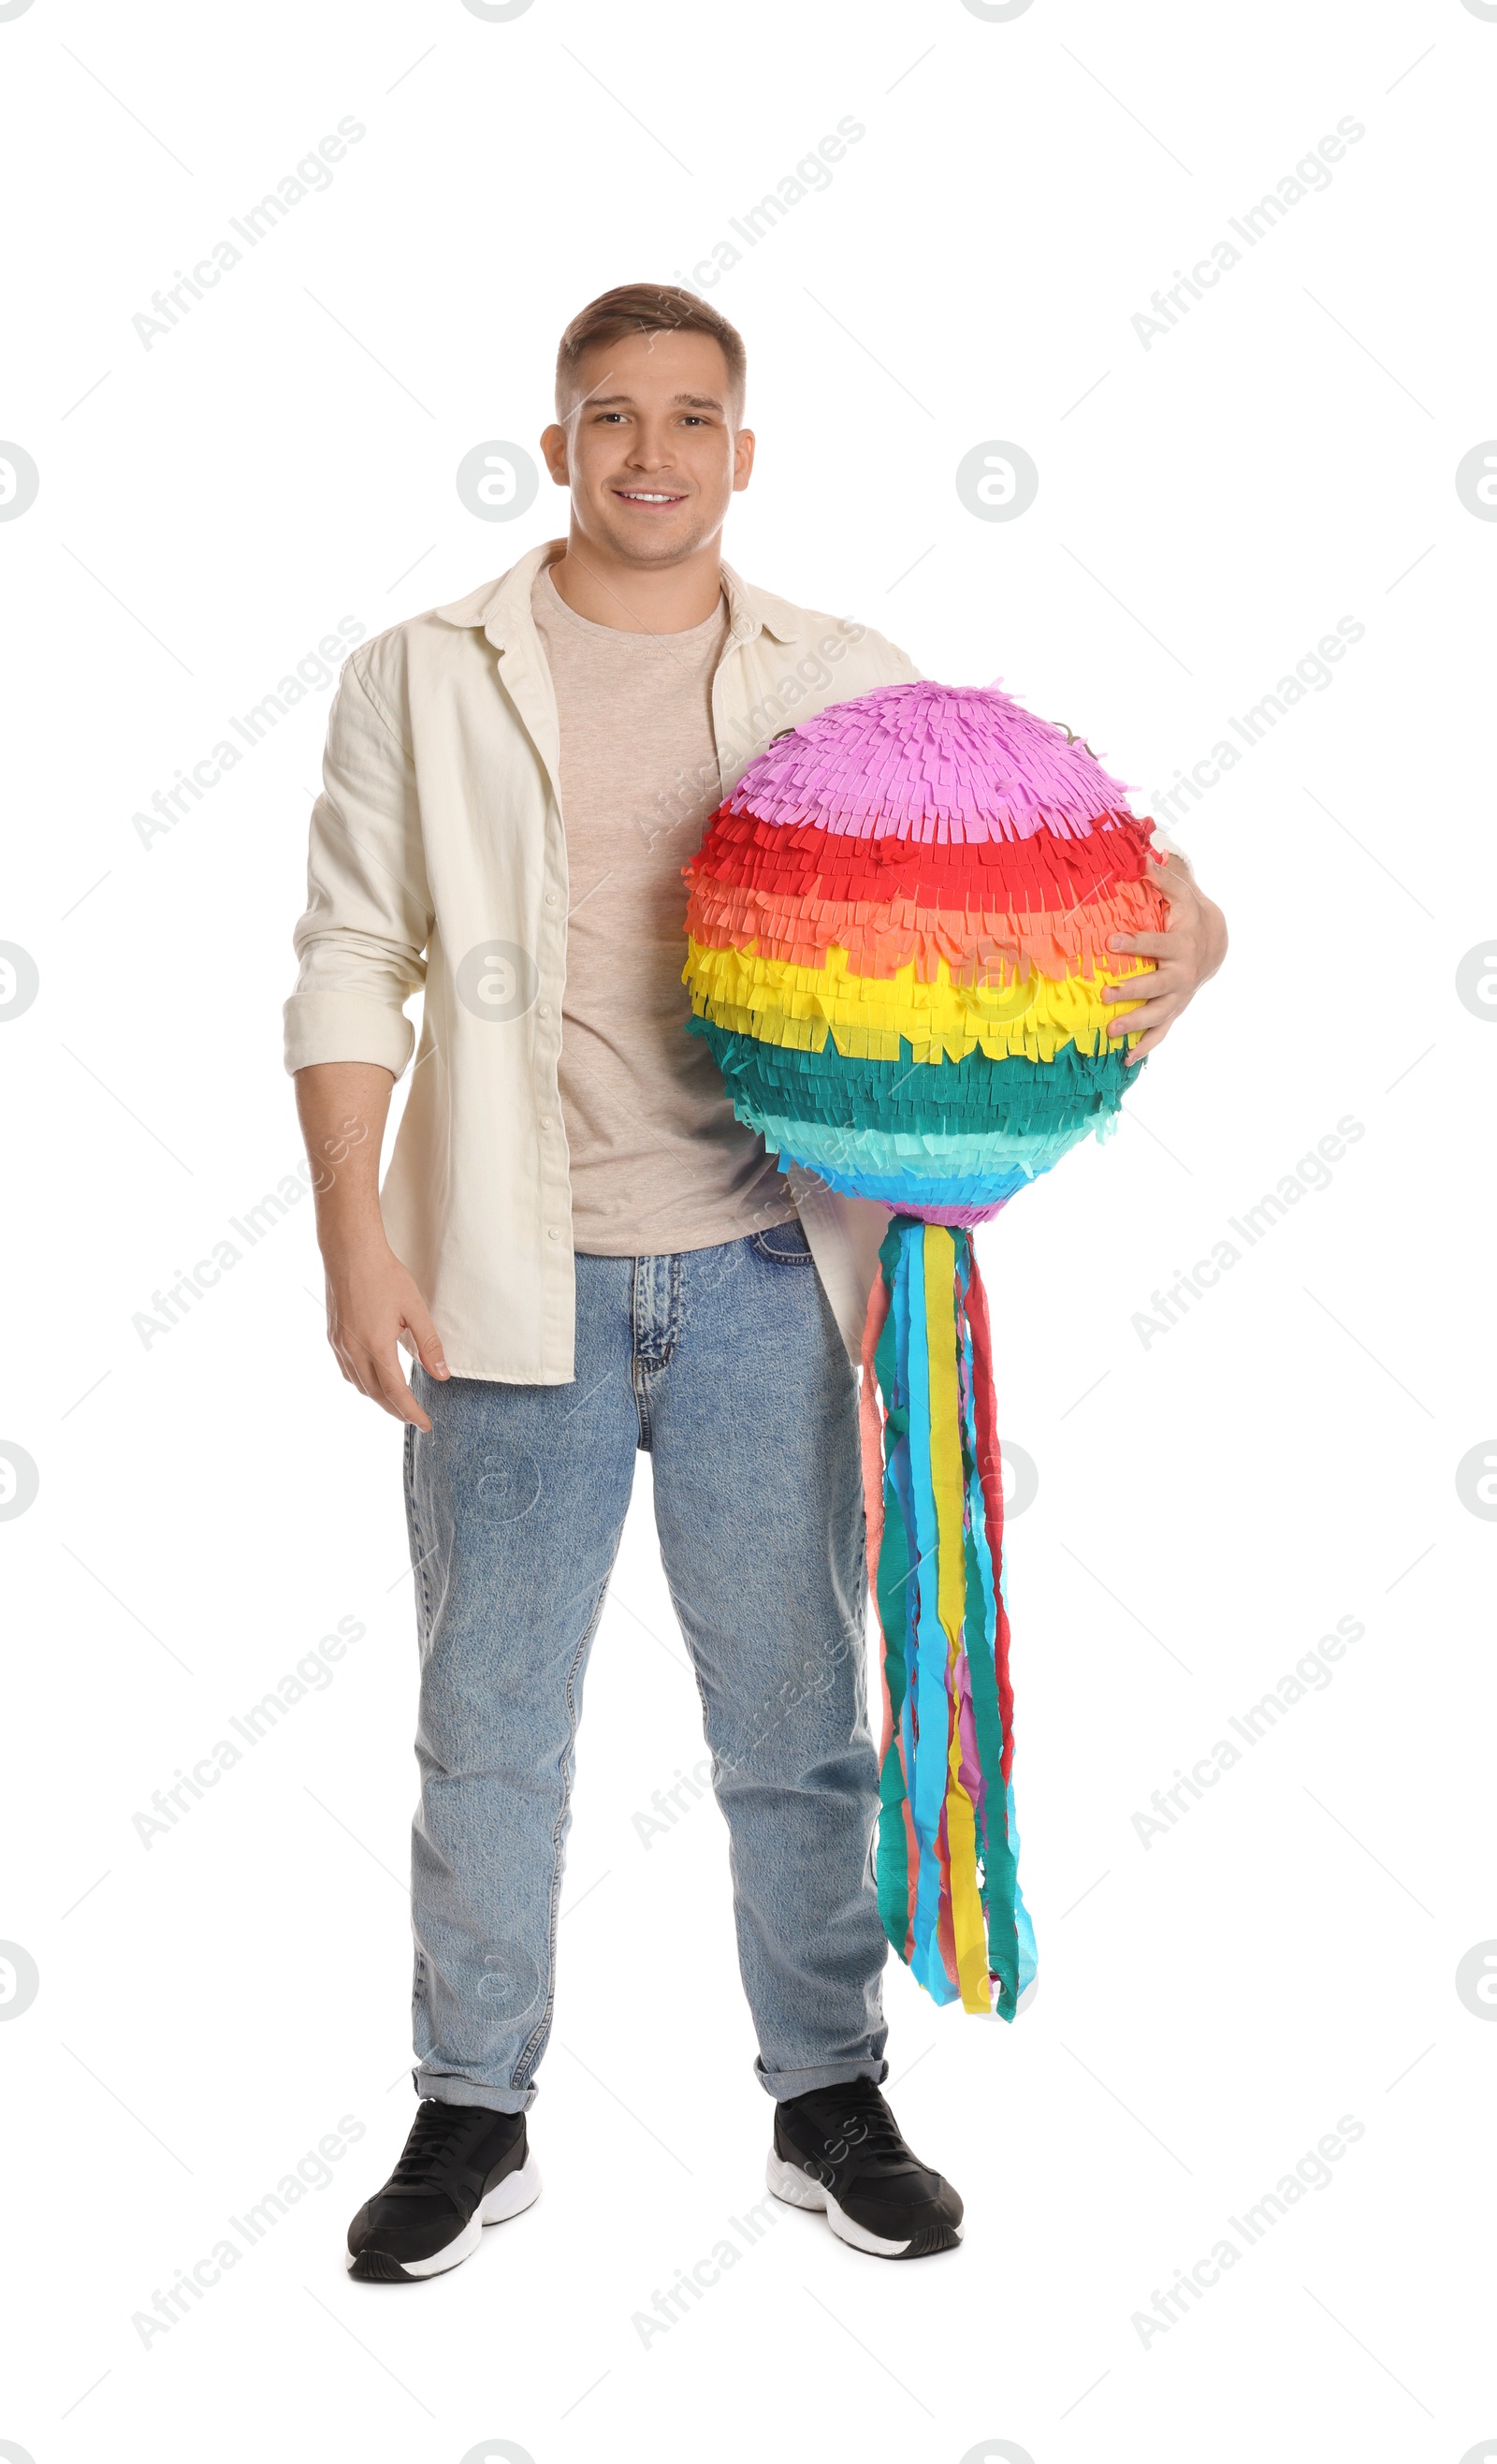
[752,1112,1098,1183]
[1011,1786,1038,1999]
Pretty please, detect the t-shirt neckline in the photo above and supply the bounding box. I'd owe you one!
[536,562,727,649]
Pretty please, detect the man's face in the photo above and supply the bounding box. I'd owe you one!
[541,328,754,570]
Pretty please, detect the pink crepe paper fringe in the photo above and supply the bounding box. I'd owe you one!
[724,680,1135,846]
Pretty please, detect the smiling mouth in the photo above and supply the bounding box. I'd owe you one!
[613,488,686,504]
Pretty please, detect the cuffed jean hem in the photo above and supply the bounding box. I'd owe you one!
[413,2068,536,2115]
[754,2052,890,2101]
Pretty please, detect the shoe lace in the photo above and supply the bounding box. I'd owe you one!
[387,2101,483,2194]
[804,2081,913,2172]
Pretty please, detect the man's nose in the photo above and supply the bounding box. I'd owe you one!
[624,428,675,469]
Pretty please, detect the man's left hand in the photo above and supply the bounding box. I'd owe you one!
[1102,853,1228,1064]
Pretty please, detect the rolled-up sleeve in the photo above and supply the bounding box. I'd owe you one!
[282,649,432,1079]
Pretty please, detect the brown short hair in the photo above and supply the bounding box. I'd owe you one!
[555,284,747,421]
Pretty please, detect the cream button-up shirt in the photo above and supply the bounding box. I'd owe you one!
[283,541,919,1382]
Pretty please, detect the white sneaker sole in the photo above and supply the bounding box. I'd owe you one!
[347,2151,543,2280]
[765,2146,962,2259]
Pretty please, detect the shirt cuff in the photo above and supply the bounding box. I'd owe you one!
[283,993,414,1079]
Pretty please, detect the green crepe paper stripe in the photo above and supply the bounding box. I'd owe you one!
[688,1014,1134,1136]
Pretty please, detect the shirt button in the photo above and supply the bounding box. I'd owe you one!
[540,1115,554,1128]
[537,1003,551,1017]
[547,1226,560,1240]
[545,892,558,906]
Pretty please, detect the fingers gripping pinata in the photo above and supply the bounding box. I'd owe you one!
[682,682,1169,2018]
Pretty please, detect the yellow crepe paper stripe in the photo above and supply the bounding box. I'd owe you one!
[685,937,1152,1065]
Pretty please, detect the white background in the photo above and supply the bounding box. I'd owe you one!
[2,1,1493,2459]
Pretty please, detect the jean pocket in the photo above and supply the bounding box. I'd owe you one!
[751,1217,813,1262]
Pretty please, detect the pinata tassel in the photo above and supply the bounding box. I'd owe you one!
[864,1217,1037,2017]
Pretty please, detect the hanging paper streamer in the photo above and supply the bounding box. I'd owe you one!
[683,681,1167,2015]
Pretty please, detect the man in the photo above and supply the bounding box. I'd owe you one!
[285,284,1227,2282]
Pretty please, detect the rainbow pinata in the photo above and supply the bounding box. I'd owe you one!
[683,681,1169,2017]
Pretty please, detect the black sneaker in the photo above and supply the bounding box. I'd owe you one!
[345,2098,540,2282]
[767,2078,963,2258]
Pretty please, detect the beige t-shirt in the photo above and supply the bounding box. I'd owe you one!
[530,564,798,1256]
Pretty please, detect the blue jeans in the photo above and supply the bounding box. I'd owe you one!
[404,1218,889,2111]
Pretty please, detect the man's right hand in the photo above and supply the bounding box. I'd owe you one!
[293,1058,450,1433]
[322,1236,448,1430]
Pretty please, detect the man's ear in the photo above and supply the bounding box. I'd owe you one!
[732,426,756,493]
[540,423,571,488]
